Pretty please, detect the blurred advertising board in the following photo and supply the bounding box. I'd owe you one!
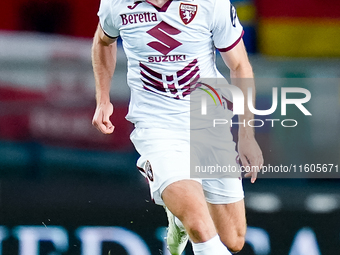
[0,178,339,255]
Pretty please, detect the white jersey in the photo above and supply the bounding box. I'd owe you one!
[98,0,243,129]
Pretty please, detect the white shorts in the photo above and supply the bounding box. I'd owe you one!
[130,127,244,206]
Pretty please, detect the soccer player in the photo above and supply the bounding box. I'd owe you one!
[92,0,263,254]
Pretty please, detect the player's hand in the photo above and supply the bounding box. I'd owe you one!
[238,136,263,183]
[92,102,114,134]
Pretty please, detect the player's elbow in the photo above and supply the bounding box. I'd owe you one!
[230,61,253,79]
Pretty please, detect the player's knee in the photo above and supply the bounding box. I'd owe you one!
[228,238,245,253]
[221,234,245,253]
[185,219,213,243]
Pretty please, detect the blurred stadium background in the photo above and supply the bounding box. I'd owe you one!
[0,0,339,254]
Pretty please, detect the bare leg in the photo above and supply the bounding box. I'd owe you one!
[207,199,247,253]
[162,180,217,243]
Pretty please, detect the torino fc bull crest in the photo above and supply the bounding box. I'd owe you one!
[179,3,197,25]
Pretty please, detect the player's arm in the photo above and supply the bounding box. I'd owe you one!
[92,23,118,134]
[220,39,263,183]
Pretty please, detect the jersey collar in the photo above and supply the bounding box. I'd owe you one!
[135,0,194,12]
[135,0,194,2]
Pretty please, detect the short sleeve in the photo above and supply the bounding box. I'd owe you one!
[97,0,120,38]
[211,0,244,52]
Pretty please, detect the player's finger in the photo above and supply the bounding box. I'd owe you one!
[101,124,114,134]
[251,171,258,183]
[244,172,252,178]
[244,154,260,181]
[240,156,250,174]
[100,117,114,134]
[101,108,114,134]
[248,164,258,183]
[104,124,115,134]
[249,152,263,169]
[92,112,114,134]
[94,120,109,134]
[240,154,253,179]
[250,154,263,183]
[103,111,113,125]
[239,153,249,167]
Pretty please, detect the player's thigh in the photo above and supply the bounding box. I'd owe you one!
[202,178,246,251]
[131,127,193,205]
[162,180,207,220]
[162,180,216,243]
[207,199,246,251]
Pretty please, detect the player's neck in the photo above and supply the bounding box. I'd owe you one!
[146,0,170,8]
